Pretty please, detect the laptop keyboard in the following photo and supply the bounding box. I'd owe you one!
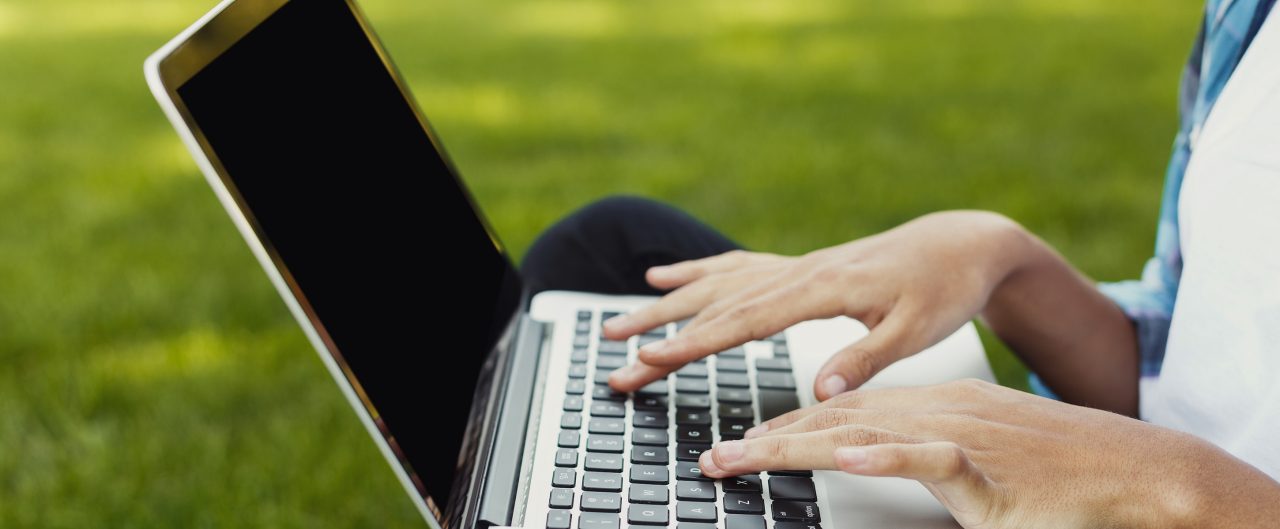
[546,309,822,529]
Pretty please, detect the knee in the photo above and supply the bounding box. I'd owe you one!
[521,195,670,267]
[569,195,672,229]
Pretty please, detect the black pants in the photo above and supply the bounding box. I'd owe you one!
[521,196,741,296]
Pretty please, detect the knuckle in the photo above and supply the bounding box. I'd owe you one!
[834,425,883,447]
[761,438,790,465]
[942,443,969,478]
[811,409,852,431]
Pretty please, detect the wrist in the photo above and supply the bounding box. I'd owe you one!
[1133,435,1280,529]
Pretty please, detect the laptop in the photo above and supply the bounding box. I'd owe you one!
[145,1,994,527]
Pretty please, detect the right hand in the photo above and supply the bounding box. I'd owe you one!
[604,210,1034,400]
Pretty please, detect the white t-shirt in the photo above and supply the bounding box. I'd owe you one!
[1140,11,1280,479]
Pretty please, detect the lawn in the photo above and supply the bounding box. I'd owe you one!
[0,0,1201,527]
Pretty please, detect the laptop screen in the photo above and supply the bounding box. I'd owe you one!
[174,0,523,517]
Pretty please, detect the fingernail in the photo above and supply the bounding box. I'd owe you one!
[835,447,869,470]
[639,339,670,356]
[699,450,723,476]
[822,375,848,397]
[715,440,745,463]
[648,265,672,279]
[609,364,636,384]
[744,424,768,439]
[602,315,628,331]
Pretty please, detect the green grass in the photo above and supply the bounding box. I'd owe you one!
[0,0,1200,526]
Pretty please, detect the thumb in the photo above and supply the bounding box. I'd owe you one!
[813,316,916,400]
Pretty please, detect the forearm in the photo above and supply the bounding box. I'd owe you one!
[979,221,1139,416]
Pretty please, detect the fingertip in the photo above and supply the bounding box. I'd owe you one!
[817,374,848,401]
[607,366,640,392]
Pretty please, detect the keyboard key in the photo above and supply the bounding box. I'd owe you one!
[771,501,822,522]
[718,403,754,419]
[675,442,710,461]
[558,430,581,448]
[633,411,669,429]
[569,364,589,378]
[588,418,625,435]
[631,446,669,465]
[676,363,708,378]
[676,502,717,522]
[564,395,584,412]
[675,410,712,426]
[629,464,669,484]
[577,310,593,321]
[566,380,587,395]
[638,335,663,348]
[598,340,628,355]
[628,504,669,525]
[571,348,590,363]
[721,433,744,441]
[719,346,746,358]
[675,481,716,502]
[675,394,711,410]
[723,474,762,493]
[723,493,765,514]
[562,413,583,429]
[725,514,767,529]
[757,372,797,390]
[587,435,625,453]
[574,335,590,348]
[676,426,712,443]
[595,355,626,369]
[774,523,823,529]
[592,384,626,401]
[720,419,754,437]
[675,378,710,394]
[594,369,616,385]
[580,491,622,513]
[675,461,711,481]
[773,343,790,357]
[716,358,748,372]
[583,472,623,492]
[584,454,623,472]
[629,483,669,504]
[678,524,717,529]
[548,509,572,529]
[642,325,668,338]
[769,332,786,343]
[601,311,622,324]
[578,512,620,529]
[717,388,753,404]
[758,389,800,421]
[576,320,591,334]
[556,448,579,467]
[768,470,814,477]
[550,488,574,509]
[632,428,669,446]
[590,401,626,418]
[634,395,669,411]
[755,357,792,371]
[637,380,669,396]
[553,468,577,488]
[768,476,818,501]
[717,373,750,388]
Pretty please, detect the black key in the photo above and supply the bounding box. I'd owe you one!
[558,430,581,448]
[584,454,623,472]
[676,502,717,522]
[716,358,748,373]
[675,410,712,426]
[675,480,716,501]
[628,504,669,526]
[725,514,767,529]
[771,501,821,522]
[637,380,669,396]
[629,483,669,504]
[569,364,589,379]
[594,369,616,385]
[723,493,765,514]
[578,512,620,529]
[774,523,822,529]
[588,418,625,435]
[717,373,750,388]
[590,400,626,418]
[634,394,669,410]
[547,509,572,529]
[632,428,669,446]
[757,371,797,390]
[768,470,813,477]
[678,524,717,529]
[577,310,593,321]
[633,411,669,429]
[675,378,710,394]
[592,384,626,401]
[773,343,790,357]
[676,363,708,378]
[718,403,754,419]
[564,395,585,412]
[758,389,800,421]
[550,488,574,509]
[556,448,579,467]
[719,419,754,437]
[675,394,711,410]
[587,435,625,453]
[718,346,746,358]
[574,335,590,348]
[571,348,590,363]
[582,472,623,492]
[718,388,753,404]
[562,413,583,429]
[755,357,792,371]
[595,355,627,369]
[675,461,711,481]
[723,474,762,493]
[629,464,669,484]
[566,380,587,395]
[580,491,622,513]
[675,442,711,462]
[598,340,628,355]
[631,446,669,465]
[553,468,577,488]
[721,433,744,441]
[676,426,713,443]
[768,476,817,501]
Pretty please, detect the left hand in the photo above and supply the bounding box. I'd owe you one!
[698,379,1280,529]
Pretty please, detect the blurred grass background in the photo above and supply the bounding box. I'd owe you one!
[1,0,1200,526]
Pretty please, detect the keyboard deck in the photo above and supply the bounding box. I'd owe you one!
[543,308,823,529]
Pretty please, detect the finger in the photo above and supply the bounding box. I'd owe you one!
[813,314,922,401]
[744,386,938,438]
[753,407,944,442]
[607,360,673,393]
[644,250,764,290]
[700,426,915,478]
[682,263,794,332]
[602,281,719,340]
[834,442,993,513]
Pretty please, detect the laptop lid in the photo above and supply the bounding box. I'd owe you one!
[144,0,524,526]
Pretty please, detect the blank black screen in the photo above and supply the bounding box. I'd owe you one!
[176,0,522,511]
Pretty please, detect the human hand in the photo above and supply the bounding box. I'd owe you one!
[697,379,1280,529]
[605,211,1031,399]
